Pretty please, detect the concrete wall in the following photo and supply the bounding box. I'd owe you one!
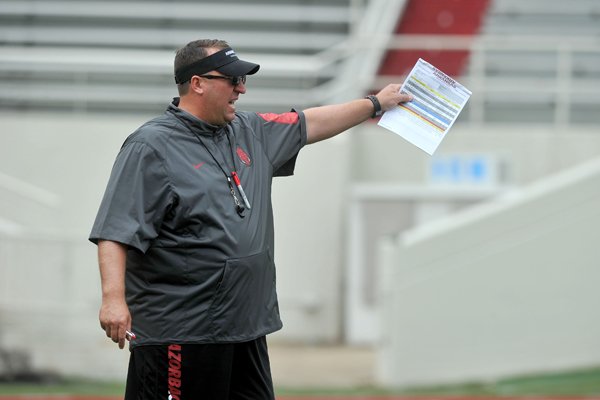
[0,112,152,379]
[376,157,600,387]
[351,123,600,185]
[0,235,130,379]
[344,122,600,344]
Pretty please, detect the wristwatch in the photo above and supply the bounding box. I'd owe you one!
[365,95,383,118]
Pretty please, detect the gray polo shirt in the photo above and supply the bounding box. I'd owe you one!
[90,99,307,347]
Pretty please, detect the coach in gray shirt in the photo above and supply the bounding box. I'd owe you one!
[90,39,411,400]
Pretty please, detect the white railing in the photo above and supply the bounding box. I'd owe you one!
[364,34,600,126]
[327,0,408,103]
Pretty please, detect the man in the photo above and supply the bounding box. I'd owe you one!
[90,39,412,399]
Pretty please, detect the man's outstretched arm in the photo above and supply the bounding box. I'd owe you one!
[304,84,412,144]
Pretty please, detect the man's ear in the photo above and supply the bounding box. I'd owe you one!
[189,76,204,94]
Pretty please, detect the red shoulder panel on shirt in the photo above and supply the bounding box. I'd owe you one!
[257,112,299,124]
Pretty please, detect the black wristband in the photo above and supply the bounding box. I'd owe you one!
[365,95,383,118]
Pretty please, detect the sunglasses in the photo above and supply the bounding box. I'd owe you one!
[197,74,247,86]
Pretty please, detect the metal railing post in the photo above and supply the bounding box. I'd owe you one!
[555,43,572,127]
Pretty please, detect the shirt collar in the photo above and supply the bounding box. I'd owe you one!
[167,97,227,136]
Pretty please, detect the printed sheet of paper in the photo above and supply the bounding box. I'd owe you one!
[378,58,472,155]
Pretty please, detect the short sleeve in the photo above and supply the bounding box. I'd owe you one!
[89,141,175,253]
[248,110,307,177]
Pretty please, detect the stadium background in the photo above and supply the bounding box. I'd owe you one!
[1,0,599,396]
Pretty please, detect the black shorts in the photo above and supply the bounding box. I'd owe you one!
[124,336,274,400]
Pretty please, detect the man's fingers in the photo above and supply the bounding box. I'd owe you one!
[111,328,119,343]
[103,323,126,347]
[99,302,131,349]
[102,324,112,338]
[107,326,127,349]
[399,93,413,103]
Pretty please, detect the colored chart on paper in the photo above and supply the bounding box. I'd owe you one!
[378,58,472,155]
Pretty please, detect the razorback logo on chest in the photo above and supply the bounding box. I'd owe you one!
[236,146,252,166]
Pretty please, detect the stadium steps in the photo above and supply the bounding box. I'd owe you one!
[0,0,358,113]
[470,0,600,124]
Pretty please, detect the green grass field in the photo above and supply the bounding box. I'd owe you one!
[0,365,599,397]
[279,365,600,397]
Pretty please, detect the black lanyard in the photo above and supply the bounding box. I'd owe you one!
[193,127,251,218]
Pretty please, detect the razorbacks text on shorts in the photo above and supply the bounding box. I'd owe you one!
[168,344,182,400]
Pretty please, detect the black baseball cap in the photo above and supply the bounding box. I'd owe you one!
[174,47,260,84]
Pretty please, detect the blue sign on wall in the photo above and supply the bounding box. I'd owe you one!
[429,154,498,186]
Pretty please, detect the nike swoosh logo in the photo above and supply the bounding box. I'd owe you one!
[193,162,205,169]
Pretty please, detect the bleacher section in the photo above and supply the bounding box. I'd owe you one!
[472,0,600,124]
[0,0,411,115]
[0,0,358,113]
[485,0,600,36]
[3,0,598,124]
[370,0,600,126]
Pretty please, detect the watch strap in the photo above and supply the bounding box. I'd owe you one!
[365,94,382,118]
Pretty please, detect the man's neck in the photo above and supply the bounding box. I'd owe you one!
[177,97,202,119]
[177,97,225,129]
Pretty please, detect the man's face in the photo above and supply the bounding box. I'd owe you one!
[199,48,247,126]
